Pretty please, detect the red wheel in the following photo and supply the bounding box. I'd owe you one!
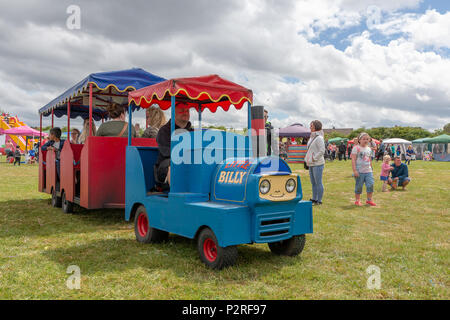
[137,212,149,238]
[197,228,238,269]
[203,238,217,262]
[134,205,168,244]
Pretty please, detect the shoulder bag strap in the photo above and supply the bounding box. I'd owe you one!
[118,122,128,137]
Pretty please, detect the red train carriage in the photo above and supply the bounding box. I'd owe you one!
[38,68,165,212]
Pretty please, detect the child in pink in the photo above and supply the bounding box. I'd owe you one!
[380,155,393,192]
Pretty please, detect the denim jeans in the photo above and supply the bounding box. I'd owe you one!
[309,164,324,202]
[354,172,374,194]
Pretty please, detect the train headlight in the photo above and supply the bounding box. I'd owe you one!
[285,178,296,193]
[259,179,271,194]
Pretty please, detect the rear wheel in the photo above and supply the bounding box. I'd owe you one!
[51,189,62,208]
[61,192,73,214]
[134,205,168,243]
[197,228,238,270]
[268,235,306,256]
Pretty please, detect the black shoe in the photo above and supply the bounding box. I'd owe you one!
[309,198,317,204]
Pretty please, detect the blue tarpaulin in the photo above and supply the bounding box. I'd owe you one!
[38,68,166,120]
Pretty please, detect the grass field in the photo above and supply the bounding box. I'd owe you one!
[0,156,448,299]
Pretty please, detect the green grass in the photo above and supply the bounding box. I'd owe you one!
[0,156,448,299]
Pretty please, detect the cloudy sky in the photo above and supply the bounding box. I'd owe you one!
[0,0,449,131]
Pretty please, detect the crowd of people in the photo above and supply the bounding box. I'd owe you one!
[301,123,412,207]
[37,103,175,184]
[6,105,415,208]
[323,140,416,166]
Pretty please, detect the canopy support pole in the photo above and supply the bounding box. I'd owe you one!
[39,114,42,148]
[198,104,202,129]
[67,99,71,142]
[169,95,176,188]
[128,104,132,146]
[89,83,93,137]
[171,96,175,134]
[51,109,54,128]
[247,101,252,158]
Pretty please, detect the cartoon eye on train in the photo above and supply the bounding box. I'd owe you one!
[38,70,313,269]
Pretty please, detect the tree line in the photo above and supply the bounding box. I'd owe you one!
[326,124,449,142]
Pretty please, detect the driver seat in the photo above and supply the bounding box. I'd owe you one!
[152,164,170,192]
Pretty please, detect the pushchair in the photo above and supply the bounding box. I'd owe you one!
[324,149,334,162]
[5,149,14,164]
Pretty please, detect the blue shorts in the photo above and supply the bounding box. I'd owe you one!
[355,172,374,194]
[398,177,411,186]
[380,176,388,181]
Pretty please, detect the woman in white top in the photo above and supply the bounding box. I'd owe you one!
[305,120,325,205]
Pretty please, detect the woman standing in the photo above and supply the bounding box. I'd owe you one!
[305,120,325,206]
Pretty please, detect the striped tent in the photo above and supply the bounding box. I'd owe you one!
[287,144,308,163]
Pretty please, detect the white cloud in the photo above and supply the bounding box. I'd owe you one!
[373,9,450,49]
[0,0,449,133]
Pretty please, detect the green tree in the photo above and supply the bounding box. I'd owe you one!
[324,131,344,140]
[347,126,431,141]
[443,123,450,134]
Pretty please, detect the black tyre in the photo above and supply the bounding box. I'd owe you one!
[268,235,306,256]
[197,228,238,270]
[134,205,168,243]
[61,192,73,214]
[51,189,62,208]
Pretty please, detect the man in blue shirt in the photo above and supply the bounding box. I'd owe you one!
[388,156,411,190]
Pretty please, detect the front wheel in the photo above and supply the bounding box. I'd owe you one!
[197,228,238,270]
[134,205,168,243]
[268,235,306,256]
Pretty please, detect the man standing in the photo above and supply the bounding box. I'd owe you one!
[338,142,347,161]
[388,156,411,190]
[264,109,278,156]
[14,147,21,166]
[376,140,385,161]
[155,103,193,185]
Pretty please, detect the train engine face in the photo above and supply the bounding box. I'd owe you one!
[211,157,311,244]
[258,174,298,202]
[211,156,302,205]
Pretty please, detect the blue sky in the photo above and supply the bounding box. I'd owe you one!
[309,0,449,54]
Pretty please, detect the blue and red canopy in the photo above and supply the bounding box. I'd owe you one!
[39,68,166,120]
